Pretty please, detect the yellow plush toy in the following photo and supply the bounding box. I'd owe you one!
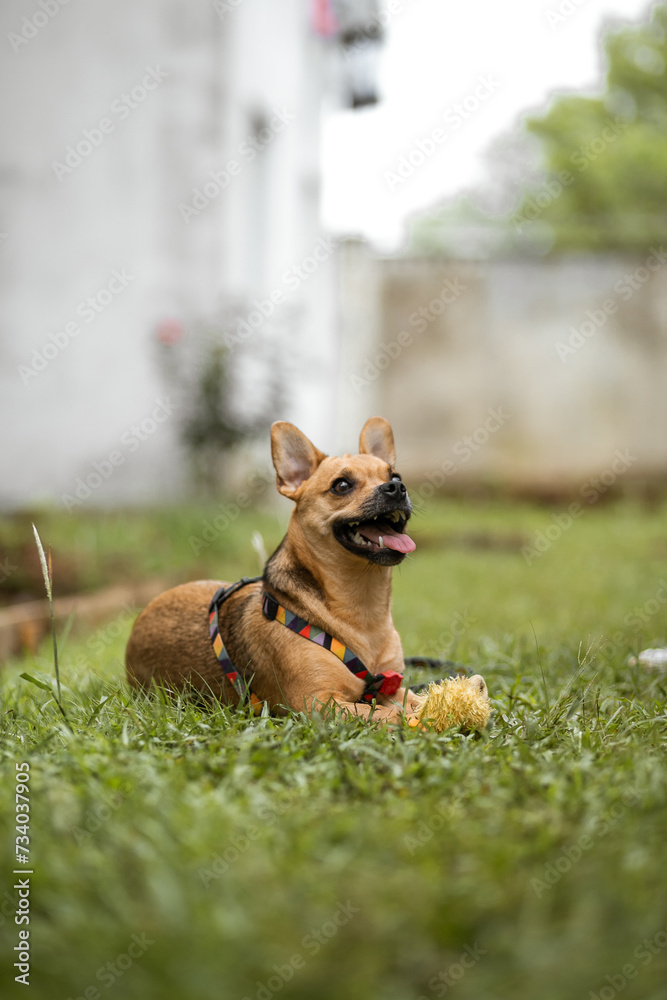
[409,674,491,733]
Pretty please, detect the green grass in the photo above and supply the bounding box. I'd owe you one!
[1,497,667,1000]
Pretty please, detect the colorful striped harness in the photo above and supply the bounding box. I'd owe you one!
[208,576,403,711]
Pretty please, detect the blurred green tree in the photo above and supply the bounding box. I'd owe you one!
[180,342,253,491]
[409,4,667,256]
[518,3,667,251]
[156,315,284,496]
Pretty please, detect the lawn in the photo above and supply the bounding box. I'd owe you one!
[1,495,666,1000]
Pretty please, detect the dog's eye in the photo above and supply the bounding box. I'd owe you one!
[331,478,353,495]
[391,473,402,482]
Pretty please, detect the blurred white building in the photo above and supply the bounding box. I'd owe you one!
[0,0,380,509]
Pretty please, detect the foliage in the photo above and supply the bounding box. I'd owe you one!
[1,497,667,998]
[157,318,283,494]
[518,3,667,252]
[180,343,254,454]
[410,5,667,256]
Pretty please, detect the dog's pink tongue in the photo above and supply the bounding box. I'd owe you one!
[361,524,416,553]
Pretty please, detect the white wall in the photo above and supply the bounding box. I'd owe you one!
[0,0,228,507]
[220,0,340,451]
[0,0,339,509]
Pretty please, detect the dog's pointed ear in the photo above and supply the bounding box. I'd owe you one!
[271,422,327,499]
[359,417,396,467]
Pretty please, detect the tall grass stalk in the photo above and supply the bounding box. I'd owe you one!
[32,523,68,724]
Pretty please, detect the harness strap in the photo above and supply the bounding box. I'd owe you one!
[208,577,264,713]
[208,576,404,709]
[261,593,403,703]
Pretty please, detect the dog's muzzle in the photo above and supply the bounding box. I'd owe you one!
[333,483,415,564]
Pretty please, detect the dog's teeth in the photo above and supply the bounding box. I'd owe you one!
[379,536,385,548]
[350,521,359,527]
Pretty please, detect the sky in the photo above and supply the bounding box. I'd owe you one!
[321,0,655,250]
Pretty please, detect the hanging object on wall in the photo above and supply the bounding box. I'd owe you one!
[310,0,339,38]
[311,0,384,109]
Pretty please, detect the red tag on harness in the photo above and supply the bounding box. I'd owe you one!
[379,671,403,696]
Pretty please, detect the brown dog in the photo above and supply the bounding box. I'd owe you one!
[126,417,484,723]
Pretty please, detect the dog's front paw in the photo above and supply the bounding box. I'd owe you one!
[404,689,427,715]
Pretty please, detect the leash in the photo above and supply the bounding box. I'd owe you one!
[208,577,403,709]
[403,657,469,693]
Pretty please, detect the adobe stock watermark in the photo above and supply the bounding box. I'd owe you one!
[221,235,341,349]
[241,901,359,1000]
[66,758,155,848]
[64,933,154,999]
[0,557,18,584]
[8,0,74,54]
[68,603,138,675]
[521,449,637,564]
[403,786,484,857]
[86,604,136,655]
[546,0,589,29]
[212,0,243,19]
[418,942,487,998]
[350,276,468,392]
[189,471,271,556]
[556,247,667,362]
[598,578,667,661]
[407,790,485,855]
[52,67,168,181]
[69,789,127,847]
[412,408,511,499]
[198,785,307,887]
[178,108,295,224]
[385,76,500,191]
[18,268,135,385]
[412,612,477,663]
[587,923,667,1000]
[61,397,177,512]
[341,0,420,59]
[512,118,628,232]
[531,788,640,898]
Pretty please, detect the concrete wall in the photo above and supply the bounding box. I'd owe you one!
[339,242,667,490]
[0,0,340,510]
[1,0,224,508]
[3,0,662,506]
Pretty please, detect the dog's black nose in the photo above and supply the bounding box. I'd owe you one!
[378,480,406,497]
